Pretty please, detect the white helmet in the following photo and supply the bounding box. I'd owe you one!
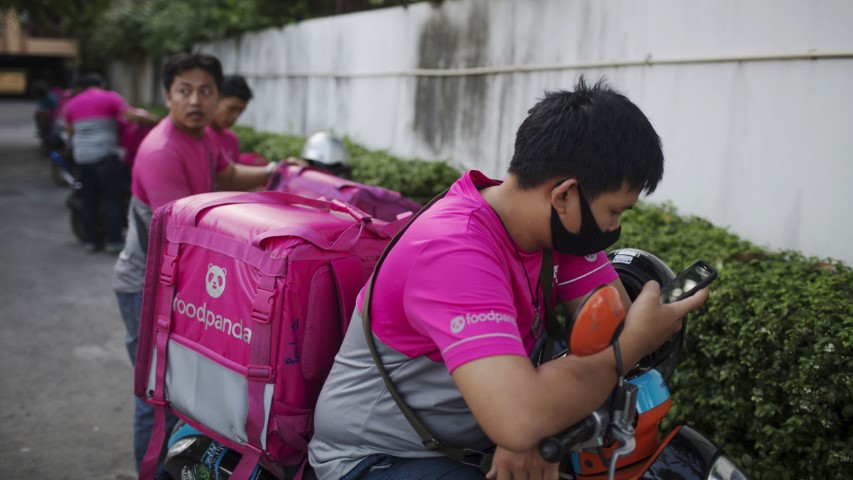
[301,131,350,175]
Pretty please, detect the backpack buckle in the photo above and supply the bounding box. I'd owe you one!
[422,439,442,451]
[251,286,275,323]
[159,242,180,285]
[159,253,177,285]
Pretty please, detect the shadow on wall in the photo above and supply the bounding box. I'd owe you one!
[414,1,490,154]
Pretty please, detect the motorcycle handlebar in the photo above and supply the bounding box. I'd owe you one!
[539,414,601,463]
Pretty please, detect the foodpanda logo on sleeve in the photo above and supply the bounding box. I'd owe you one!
[449,311,517,333]
[206,264,227,298]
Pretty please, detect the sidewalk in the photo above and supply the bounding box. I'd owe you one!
[0,99,137,479]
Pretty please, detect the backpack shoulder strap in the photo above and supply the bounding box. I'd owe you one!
[362,189,479,465]
[362,189,559,473]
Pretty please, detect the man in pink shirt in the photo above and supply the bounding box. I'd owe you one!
[309,77,710,480]
[208,74,262,165]
[62,73,151,252]
[112,52,275,479]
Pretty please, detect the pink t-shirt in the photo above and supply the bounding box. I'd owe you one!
[358,170,617,372]
[208,126,240,164]
[132,117,232,210]
[63,88,129,163]
[63,88,127,124]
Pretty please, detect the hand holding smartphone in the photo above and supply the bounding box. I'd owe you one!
[660,260,717,304]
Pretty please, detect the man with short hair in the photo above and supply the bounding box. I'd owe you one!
[209,74,254,164]
[112,52,275,479]
[308,77,710,480]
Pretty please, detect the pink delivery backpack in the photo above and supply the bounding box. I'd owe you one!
[266,163,422,222]
[134,190,406,479]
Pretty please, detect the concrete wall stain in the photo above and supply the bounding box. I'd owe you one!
[414,0,490,154]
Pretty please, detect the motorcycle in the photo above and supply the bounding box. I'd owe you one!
[161,248,748,480]
[534,248,748,480]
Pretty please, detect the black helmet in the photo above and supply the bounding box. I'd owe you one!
[608,248,684,382]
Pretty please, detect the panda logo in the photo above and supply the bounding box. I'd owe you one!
[205,264,227,299]
[450,316,465,334]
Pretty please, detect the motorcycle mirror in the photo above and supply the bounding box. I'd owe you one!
[566,285,626,357]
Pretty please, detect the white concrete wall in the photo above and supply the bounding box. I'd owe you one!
[107,58,160,106]
[192,0,853,264]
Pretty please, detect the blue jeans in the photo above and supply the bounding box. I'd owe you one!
[116,291,177,478]
[341,454,484,480]
[115,291,143,364]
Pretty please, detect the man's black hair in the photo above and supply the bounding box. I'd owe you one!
[508,76,664,199]
[162,52,224,92]
[80,72,106,89]
[221,75,253,101]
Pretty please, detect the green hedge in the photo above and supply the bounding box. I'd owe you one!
[231,125,290,156]
[613,203,853,480]
[344,139,462,205]
[234,127,852,479]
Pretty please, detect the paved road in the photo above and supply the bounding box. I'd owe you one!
[0,99,136,479]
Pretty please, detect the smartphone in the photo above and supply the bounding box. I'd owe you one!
[660,260,717,303]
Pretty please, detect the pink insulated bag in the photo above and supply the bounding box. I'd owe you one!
[134,191,405,479]
[266,163,422,222]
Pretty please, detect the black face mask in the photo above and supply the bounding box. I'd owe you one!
[550,186,621,256]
